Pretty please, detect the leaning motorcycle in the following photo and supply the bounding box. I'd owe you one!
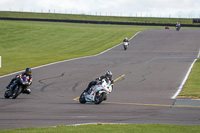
[4,76,28,99]
[79,79,112,104]
[123,42,129,50]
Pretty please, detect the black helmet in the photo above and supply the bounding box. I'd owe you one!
[25,68,32,75]
[105,70,112,79]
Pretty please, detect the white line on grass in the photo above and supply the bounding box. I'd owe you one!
[171,49,200,99]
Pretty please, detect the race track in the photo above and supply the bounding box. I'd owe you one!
[1,29,200,129]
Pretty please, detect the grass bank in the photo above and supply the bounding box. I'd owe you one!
[0,11,196,25]
[0,20,162,75]
[0,124,200,133]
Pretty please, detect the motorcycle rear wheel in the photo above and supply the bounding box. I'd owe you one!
[94,92,106,104]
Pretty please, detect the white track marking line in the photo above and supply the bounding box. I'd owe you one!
[0,32,140,79]
[171,49,200,99]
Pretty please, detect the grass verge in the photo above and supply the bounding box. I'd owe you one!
[0,124,200,133]
[179,59,200,97]
[0,20,163,75]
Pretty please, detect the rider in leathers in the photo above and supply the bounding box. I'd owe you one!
[6,68,33,94]
[84,71,114,95]
[123,37,129,42]
[176,22,181,28]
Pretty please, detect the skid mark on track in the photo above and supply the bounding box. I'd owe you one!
[38,72,66,92]
[72,83,79,92]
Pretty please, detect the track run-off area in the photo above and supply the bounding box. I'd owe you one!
[0,29,200,129]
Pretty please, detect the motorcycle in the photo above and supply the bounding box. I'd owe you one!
[176,25,181,31]
[79,79,112,104]
[4,76,29,99]
[123,42,129,50]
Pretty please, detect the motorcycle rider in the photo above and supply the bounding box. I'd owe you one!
[176,22,181,28]
[123,37,129,45]
[84,70,114,94]
[6,68,33,94]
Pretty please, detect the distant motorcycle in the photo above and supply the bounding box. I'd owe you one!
[123,42,129,50]
[4,76,29,99]
[79,79,112,104]
[176,25,181,31]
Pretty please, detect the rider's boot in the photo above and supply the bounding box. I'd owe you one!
[22,88,31,94]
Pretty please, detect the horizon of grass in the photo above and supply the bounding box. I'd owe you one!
[0,11,197,25]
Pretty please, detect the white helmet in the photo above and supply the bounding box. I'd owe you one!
[105,70,112,79]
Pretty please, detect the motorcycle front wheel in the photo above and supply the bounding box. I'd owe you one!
[94,92,106,104]
[4,90,10,99]
[79,92,87,104]
[123,45,127,50]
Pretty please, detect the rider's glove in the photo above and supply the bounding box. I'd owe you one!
[95,78,100,81]
[26,83,30,86]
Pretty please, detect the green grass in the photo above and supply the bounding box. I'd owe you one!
[0,11,197,25]
[179,59,200,97]
[0,20,163,75]
[0,124,200,133]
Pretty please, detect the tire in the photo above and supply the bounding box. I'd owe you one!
[124,45,127,50]
[94,92,106,104]
[12,86,22,99]
[4,90,10,99]
[79,92,87,104]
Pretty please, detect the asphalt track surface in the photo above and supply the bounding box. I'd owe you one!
[1,29,200,129]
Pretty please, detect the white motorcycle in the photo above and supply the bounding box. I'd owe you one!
[123,42,129,50]
[79,79,112,104]
[176,24,181,31]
